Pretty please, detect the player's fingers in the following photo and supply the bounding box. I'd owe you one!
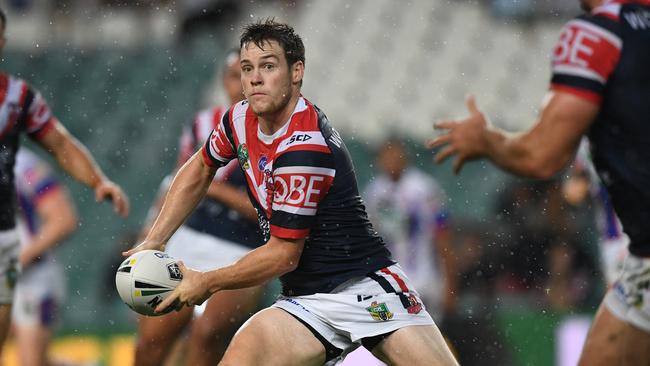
[466,95,480,115]
[433,119,458,130]
[453,156,467,175]
[156,290,180,313]
[434,145,457,164]
[426,134,451,149]
[113,191,130,218]
[122,242,145,257]
[95,185,106,202]
[177,261,187,273]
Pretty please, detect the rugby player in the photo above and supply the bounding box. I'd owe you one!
[134,49,264,366]
[0,8,129,356]
[428,0,650,364]
[127,19,458,366]
[12,148,77,366]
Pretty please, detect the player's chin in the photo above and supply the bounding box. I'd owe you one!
[248,101,272,116]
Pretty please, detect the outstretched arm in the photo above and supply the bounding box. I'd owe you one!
[428,92,599,178]
[156,235,304,312]
[36,121,129,217]
[124,151,217,256]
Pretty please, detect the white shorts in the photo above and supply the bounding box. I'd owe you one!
[599,235,629,286]
[0,229,20,304]
[272,264,435,362]
[605,253,650,333]
[165,225,250,272]
[12,260,65,327]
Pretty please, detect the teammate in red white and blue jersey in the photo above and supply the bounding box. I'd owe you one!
[429,0,650,364]
[0,8,129,357]
[128,19,458,366]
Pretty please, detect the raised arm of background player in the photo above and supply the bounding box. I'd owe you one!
[36,121,130,217]
[124,151,304,310]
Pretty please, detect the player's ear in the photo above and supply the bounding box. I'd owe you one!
[291,61,304,86]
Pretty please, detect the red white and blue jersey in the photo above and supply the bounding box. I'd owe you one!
[176,106,262,249]
[14,148,62,261]
[0,73,56,232]
[202,97,394,295]
[550,0,650,256]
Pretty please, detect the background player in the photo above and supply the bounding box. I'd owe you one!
[428,0,650,364]
[365,138,456,320]
[128,19,458,366]
[12,148,77,366]
[0,7,129,357]
[134,49,265,366]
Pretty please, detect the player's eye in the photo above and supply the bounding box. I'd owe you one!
[263,63,275,70]
[241,65,252,73]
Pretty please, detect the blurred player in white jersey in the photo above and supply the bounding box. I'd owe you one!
[134,49,265,366]
[12,148,77,366]
[365,139,456,319]
[563,138,628,286]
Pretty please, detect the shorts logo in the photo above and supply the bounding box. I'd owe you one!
[406,294,422,315]
[366,301,393,321]
[154,252,170,259]
[167,263,183,281]
[238,143,250,170]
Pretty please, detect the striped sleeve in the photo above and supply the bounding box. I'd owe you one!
[550,14,622,104]
[23,86,56,139]
[270,149,335,239]
[201,108,236,168]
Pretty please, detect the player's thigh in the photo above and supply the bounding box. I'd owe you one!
[579,304,650,366]
[579,304,628,366]
[15,325,51,366]
[372,325,458,366]
[192,285,263,338]
[220,308,325,366]
[136,306,193,347]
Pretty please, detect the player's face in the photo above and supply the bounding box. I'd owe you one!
[223,55,243,105]
[240,40,302,117]
[378,144,408,181]
[579,0,602,11]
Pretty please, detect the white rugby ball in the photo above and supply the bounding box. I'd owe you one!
[115,250,182,316]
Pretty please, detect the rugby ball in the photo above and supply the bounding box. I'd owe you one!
[115,250,182,316]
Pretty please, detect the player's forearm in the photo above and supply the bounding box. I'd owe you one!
[204,238,301,292]
[28,214,77,257]
[145,153,215,244]
[206,182,258,221]
[483,127,562,179]
[51,131,108,188]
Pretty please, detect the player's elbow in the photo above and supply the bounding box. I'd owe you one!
[276,256,300,275]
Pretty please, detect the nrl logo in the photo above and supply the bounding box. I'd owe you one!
[167,263,183,281]
[237,143,250,170]
[366,301,393,321]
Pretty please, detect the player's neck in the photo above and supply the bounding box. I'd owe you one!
[258,93,300,135]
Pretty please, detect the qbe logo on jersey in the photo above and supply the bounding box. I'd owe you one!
[272,166,335,215]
